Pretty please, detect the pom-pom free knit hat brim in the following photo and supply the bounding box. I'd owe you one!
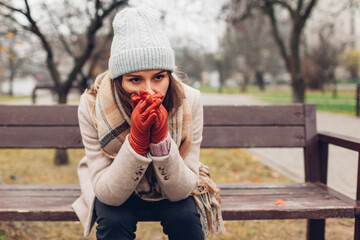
[109,7,175,79]
[109,47,175,79]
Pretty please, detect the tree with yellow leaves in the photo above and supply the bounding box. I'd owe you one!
[340,47,360,82]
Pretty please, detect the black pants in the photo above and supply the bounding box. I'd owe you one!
[94,194,205,240]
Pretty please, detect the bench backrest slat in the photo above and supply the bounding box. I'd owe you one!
[204,105,304,126]
[0,104,309,149]
[0,126,82,148]
[0,105,78,126]
[202,126,305,147]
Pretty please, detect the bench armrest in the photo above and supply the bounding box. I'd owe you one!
[318,131,360,152]
[317,131,360,202]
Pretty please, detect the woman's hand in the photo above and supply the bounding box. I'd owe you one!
[149,93,168,144]
[129,93,161,154]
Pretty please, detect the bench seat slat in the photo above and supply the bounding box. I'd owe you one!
[218,182,309,189]
[1,188,324,197]
[0,183,354,221]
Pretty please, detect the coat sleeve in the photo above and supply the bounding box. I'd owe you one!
[149,87,203,201]
[78,94,152,206]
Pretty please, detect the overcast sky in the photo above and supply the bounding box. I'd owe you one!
[8,0,227,52]
[130,0,227,52]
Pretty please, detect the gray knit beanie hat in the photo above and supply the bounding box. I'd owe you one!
[109,7,175,79]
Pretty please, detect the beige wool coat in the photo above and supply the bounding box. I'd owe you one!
[72,83,204,236]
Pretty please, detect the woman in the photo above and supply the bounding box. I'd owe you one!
[72,7,224,240]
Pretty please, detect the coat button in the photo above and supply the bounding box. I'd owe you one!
[133,177,139,181]
[139,166,145,171]
[159,166,165,171]
[164,176,169,180]
[161,170,167,176]
[136,171,142,175]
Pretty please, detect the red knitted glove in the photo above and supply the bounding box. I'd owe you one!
[129,94,161,154]
[149,93,168,144]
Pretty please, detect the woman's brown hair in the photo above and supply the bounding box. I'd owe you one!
[113,71,185,117]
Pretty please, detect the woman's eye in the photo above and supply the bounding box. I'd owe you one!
[130,78,141,83]
[154,75,164,81]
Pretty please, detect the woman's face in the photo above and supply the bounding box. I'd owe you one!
[121,69,170,96]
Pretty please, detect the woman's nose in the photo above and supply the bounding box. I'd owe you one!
[144,81,155,95]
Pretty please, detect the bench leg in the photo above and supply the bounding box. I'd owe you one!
[355,216,360,240]
[307,219,325,240]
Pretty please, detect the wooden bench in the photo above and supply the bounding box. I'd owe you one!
[31,83,83,104]
[1,104,360,240]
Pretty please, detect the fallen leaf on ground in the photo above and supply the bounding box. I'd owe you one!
[252,177,260,183]
[274,199,286,206]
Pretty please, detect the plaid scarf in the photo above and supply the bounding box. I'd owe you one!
[85,71,225,238]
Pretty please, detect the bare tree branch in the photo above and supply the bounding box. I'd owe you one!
[1,0,127,104]
[268,0,296,20]
[24,0,31,15]
[297,0,303,14]
[102,0,128,19]
[0,1,60,85]
[64,0,128,92]
[225,0,259,24]
[0,12,29,30]
[18,0,61,86]
[262,2,291,71]
[301,0,317,20]
[84,0,93,19]
[42,3,74,57]
[95,0,101,17]
[0,2,26,15]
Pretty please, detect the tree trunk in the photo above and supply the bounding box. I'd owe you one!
[58,87,68,104]
[9,73,14,96]
[80,75,88,93]
[0,79,3,95]
[54,86,70,165]
[241,74,250,92]
[320,70,325,94]
[330,70,337,99]
[261,0,317,104]
[54,148,69,165]
[9,58,15,96]
[289,21,305,103]
[255,70,265,91]
[292,73,305,103]
[217,59,224,93]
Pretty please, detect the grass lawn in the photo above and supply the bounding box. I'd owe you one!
[0,148,354,240]
[250,88,356,115]
[0,95,30,103]
[199,85,358,115]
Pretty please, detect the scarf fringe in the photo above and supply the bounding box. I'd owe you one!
[192,163,226,239]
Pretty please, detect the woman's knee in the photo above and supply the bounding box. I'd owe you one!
[161,200,204,240]
[95,198,138,235]
[161,197,202,229]
[97,210,137,230]
[166,208,201,226]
